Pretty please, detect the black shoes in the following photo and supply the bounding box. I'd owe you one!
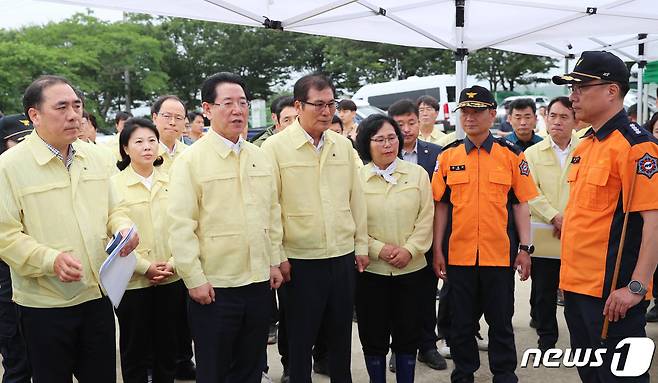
[418,348,448,370]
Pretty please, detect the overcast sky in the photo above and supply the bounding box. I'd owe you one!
[1,0,122,30]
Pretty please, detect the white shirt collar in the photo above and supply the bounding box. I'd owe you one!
[371,160,398,184]
[302,129,325,153]
[160,142,177,157]
[402,141,418,155]
[218,133,245,155]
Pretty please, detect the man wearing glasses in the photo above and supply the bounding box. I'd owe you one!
[553,51,658,383]
[168,72,284,382]
[262,73,368,382]
[151,95,189,174]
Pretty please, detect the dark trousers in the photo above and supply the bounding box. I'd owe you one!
[286,253,355,383]
[0,301,31,383]
[188,281,271,383]
[115,280,185,383]
[419,251,439,352]
[355,270,423,356]
[175,282,194,366]
[447,265,517,383]
[563,291,650,383]
[17,297,116,383]
[530,257,561,349]
[437,282,451,342]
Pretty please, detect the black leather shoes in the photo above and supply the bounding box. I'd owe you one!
[418,349,448,370]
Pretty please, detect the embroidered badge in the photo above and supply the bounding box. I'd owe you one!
[571,156,581,164]
[450,165,466,171]
[637,153,658,179]
[519,159,530,176]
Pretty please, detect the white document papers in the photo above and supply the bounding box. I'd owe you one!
[531,222,561,259]
[99,225,137,308]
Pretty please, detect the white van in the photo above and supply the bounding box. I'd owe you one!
[352,75,487,129]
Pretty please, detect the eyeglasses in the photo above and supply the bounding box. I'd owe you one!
[568,82,614,95]
[158,113,186,122]
[370,136,399,145]
[212,100,250,110]
[301,100,337,112]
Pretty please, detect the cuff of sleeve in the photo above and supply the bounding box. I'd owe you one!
[355,244,369,257]
[135,258,151,275]
[279,248,288,263]
[402,244,420,258]
[368,240,385,260]
[184,273,209,290]
[270,248,281,267]
[110,222,133,237]
[167,257,176,273]
[42,249,60,276]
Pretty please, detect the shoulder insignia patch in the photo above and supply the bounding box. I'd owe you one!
[519,159,530,176]
[637,153,658,179]
[571,156,581,164]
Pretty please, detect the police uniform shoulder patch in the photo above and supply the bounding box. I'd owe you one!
[443,139,463,150]
[519,159,530,176]
[495,137,522,155]
[637,153,658,179]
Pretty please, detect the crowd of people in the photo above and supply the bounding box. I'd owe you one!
[0,49,657,383]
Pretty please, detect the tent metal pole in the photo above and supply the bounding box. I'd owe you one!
[203,0,265,24]
[637,33,647,124]
[282,0,356,27]
[454,0,466,138]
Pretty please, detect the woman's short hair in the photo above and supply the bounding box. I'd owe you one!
[355,114,403,163]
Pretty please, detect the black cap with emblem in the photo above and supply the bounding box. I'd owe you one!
[552,50,629,85]
[0,114,33,154]
[454,85,497,111]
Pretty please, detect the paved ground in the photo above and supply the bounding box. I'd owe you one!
[2,278,656,382]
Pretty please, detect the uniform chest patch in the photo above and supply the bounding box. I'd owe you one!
[450,165,466,171]
[519,160,530,176]
[637,153,658,179]
[571,156,581,164]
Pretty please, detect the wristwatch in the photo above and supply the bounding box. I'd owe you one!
[519,244,535,255]
[627,280,648,295]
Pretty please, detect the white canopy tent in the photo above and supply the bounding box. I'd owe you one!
[38,0,658,126]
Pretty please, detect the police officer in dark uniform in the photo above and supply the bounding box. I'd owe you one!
[0,114,34,383]
[553,51,658,383]
[432,86,538,383]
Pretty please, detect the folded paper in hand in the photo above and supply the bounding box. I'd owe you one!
[100,225,137,308]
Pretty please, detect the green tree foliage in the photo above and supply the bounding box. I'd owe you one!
[469,49,556,92]
[0,13,556,125]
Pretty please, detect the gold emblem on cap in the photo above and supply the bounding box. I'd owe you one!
[466,92,477,99]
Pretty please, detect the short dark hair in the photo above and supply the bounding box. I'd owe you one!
[416,95,439,111]
[331,115,343,131]
[117,117,164,171]
[387,99,418,118]
[547,96,574,118]
[270,95,295,120]
[293,73,335,102]
[22,75,76,122]
[355,114,404,163]
[201,72,249,104]
[337,99,357,111]
[508,98,537,115]
[115,111,133,125]
[627,103,637,117]
[187,111,203,122]
[616,81,630,99]
[646,112,658,131]
[88,114,99,131]
[151,95,186,116]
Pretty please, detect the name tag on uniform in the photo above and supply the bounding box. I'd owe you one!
[450,165,466,171]
[571,156,581,164]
